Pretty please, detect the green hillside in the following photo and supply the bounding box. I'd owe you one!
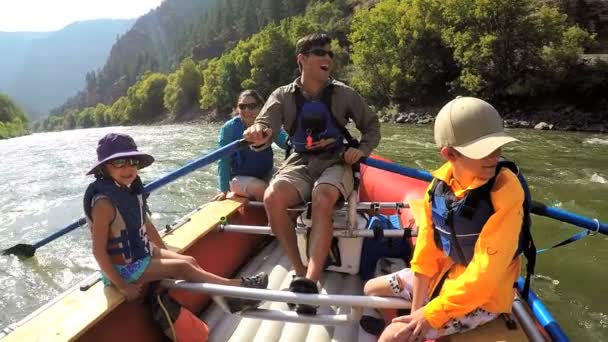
[0,93,29,139]
[41,0,608,132]
[51,0,312,116]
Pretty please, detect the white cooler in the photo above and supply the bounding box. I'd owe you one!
[296,207,368,275]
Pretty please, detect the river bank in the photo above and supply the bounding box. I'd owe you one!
[29,99,608,138]
[376,102,608,133]
[188,100,608,133]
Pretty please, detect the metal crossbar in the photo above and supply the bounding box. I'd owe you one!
[219,224,417,238]
[247,201,409,211]
[160,279,410,326]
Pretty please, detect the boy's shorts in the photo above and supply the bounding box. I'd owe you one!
[388,268,499,339]
[101,255,152,286]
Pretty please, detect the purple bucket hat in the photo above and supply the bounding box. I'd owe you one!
[87,133,155,175]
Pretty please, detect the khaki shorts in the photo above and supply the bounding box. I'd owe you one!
[270,152,353,202]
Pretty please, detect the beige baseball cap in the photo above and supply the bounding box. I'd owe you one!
[434,97,518,159]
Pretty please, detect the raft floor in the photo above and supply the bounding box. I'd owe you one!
[201,240,380,342]
[201,240,530,342]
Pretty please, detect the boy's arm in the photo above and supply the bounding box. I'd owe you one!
[409,196,444,279]
[411,273,431,312]
[422,171,524,329]
[346,90,380,156]
[91,199,128,289]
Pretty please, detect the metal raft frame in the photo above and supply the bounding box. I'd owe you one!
[162,199,416,326]
[161,279,411,326]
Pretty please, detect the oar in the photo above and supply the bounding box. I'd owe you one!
[2,139,249,258]
[361,157,608,236]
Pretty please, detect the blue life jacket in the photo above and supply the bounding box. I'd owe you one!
[230,117,274,179]
[83,176,152,262]
[429,160,536,299]
[288,85,358,154]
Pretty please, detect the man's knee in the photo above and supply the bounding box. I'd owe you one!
[264,180,299,208]
[312,184,340,212]
[263,182,283,206]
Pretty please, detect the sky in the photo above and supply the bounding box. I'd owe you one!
[0,0,164,32]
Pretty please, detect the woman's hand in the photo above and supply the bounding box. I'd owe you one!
[390,307,431,342]
[118,283,143,301]
[212,192,227,201]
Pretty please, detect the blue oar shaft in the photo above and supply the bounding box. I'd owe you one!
[361,157,608,235]
[144,139,246,193]
[32,218,87,249]
[362,157,433,181]
[530,201,607,235]
[26,139,246,252]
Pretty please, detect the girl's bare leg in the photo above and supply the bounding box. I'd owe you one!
[155,248,244,282]
[156,247,197,264]
[138,258,241,286]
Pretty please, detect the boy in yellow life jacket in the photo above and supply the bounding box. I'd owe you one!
[364,97,525,341]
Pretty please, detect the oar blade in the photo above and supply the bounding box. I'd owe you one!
[2,243,37,257]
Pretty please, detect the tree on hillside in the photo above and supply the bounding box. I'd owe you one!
[258,0,285,27]
[349,0,592,104]
[236,0,259,37]
[245,26,295,97]
[126,73,168,122]
[283,0,309,17]
[0,93,29,139]
[164,57,203,117]
[108,96,130,124]
[93,103,110,126]
[77,107,96,128]
[42,115,63,132]
[62,109,78,129]
[200,56,245,113]
[439,0,592,99]
[199,1,353,112]
[350,0,456,105]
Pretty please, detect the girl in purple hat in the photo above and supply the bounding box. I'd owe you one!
[83,133,267,307]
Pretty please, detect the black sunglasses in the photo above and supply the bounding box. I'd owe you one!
[307,48,334,59]
[109,158,141,168]
[238,103,259,110]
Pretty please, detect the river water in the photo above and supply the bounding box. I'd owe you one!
[0,124,606,340]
